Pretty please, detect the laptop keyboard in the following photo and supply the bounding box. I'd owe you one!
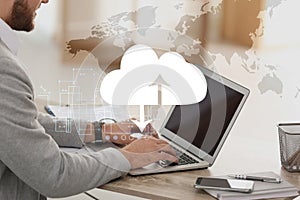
[173,146,199,165]
[159,146,199,167]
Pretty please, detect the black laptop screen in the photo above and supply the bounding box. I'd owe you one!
[164,75,244,156]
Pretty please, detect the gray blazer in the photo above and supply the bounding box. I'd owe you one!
[0,40,130,200]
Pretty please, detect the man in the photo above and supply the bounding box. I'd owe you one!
[0,0,177,199]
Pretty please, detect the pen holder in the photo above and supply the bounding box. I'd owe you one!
[278,123,300,172]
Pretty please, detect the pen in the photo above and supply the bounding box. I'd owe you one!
[230,175,282,183]
[44,105,56,117]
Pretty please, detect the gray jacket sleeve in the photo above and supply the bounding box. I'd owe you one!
[0,56,131,198]
[37,113,86,148]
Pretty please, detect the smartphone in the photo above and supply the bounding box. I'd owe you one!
[194,177,254,193]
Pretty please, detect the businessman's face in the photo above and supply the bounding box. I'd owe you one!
[8,0,49,32]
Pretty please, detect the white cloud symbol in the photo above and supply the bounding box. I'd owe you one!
[100,44,207,105]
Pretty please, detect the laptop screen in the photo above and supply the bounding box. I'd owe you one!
[163,69,249,161]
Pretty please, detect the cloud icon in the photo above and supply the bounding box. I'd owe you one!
[100,44,207,105]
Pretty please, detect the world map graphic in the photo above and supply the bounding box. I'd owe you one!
[66,0,289,97]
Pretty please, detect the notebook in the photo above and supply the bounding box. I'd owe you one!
[129,65,249,175]
[202,172,299,200]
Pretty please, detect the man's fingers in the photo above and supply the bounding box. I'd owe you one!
[152,132,159,139]
[137,137,176,157]
[153,138,168,145]
[142,123,158,137]
[156,144,177,157]
[157,151,178,163]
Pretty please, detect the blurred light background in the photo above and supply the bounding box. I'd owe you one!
[17,0,300,103]
[15,1,300,199]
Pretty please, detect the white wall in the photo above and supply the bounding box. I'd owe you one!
[26,0,61,40]
[263,0,300,48]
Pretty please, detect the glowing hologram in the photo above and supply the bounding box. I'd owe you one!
[37,85,51,106]
[100,44,207,105]
[54,118,72,133]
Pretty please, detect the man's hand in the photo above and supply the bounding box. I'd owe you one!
[84,119,158,145]
[119,137,178,169]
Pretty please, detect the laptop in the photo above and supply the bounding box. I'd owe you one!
[129,66,249,175]
[50,65,249,175]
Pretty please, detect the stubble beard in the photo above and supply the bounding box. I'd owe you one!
[8,0,36,32]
